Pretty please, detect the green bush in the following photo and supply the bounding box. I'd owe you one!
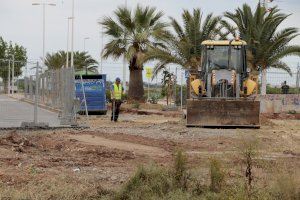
[114,165,173,200]
[149,94,159,104]
[266,85,300,94]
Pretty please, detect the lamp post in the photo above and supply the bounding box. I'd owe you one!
[97,18,104,74]
[123,0,128,92]
[71,0,75,68]
[66,17,72,68]
[32,2,56,71]
[100,24,104,74]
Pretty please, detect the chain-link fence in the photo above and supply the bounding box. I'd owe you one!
[1,57,300,128]
[23,66,78,126]
[138,67,300,109]
[0,58,79,128]
[263,69,300,94]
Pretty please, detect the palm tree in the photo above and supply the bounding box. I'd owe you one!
[223,3,300,95]
[45,51,64,69]
[144,9,220,98]
[145,9,220,75]
[45,51,98,72]
[100,5,171,101]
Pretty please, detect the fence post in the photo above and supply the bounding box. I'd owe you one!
[41,74,45,103]
[24,77,28,99]
[34,62,39,124]
[29,75,33,100]
[45,71,49,104]
[50,71,54,106]
[7,60,10,94]
[174,67,177,106]
[296,63,300,93]
[60,67,77,126]
[180,70,183,110]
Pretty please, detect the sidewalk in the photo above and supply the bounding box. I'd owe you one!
[0,94,61,128]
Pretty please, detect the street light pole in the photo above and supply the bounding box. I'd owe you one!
[66,17,72,68]
[32,2,56,71]
[43,3,45,70]
[100,25,104,74]
[123,0,128,92]
[71,0,75,68]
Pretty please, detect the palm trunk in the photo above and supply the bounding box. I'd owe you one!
[186,77,190,99]
[261,69,267,95]
[128,68,144,101]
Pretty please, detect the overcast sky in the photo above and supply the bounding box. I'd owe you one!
[0,0,300,80]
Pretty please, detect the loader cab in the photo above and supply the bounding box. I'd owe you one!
[199,40,248,98]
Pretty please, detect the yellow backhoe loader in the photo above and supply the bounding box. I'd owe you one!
[186,39,260,128]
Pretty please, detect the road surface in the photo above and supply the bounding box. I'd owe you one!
[0,94,61,128]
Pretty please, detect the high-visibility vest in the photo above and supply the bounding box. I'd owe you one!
[113,83,122,100]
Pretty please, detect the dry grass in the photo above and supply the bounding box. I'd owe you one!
[0,175,112,200]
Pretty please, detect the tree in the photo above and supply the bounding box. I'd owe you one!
[161,69,175,105]
[223,3,300,95]
[44,51,98,72]
[100,5,171,101]
[145,9,220,76]
[0,37,27,93]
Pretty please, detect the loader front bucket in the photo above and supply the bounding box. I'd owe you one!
[186,99,260,128]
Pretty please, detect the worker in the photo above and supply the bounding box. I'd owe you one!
[111,77,124,122]
[281,81,289,94]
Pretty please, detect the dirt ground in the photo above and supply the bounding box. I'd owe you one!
[0,111,299,196]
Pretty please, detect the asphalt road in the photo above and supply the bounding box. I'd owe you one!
[0,95,61,128]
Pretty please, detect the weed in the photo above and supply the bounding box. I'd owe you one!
[288,110,297,114]
[131,102,140,109]
[239,137,259,191]
[209,158,225,193]
[114,165,173,200]
[173,150,190,190]
[270,174,300,200]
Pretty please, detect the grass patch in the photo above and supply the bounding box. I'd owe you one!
[1,144,298,200]
[111,148,299,200]
[0,175,113,200]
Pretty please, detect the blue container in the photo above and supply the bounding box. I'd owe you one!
[75,74,107,114]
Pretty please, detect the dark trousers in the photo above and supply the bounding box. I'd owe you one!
[111,100,122,121]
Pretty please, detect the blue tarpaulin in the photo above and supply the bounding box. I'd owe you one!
[75,74,107,114]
